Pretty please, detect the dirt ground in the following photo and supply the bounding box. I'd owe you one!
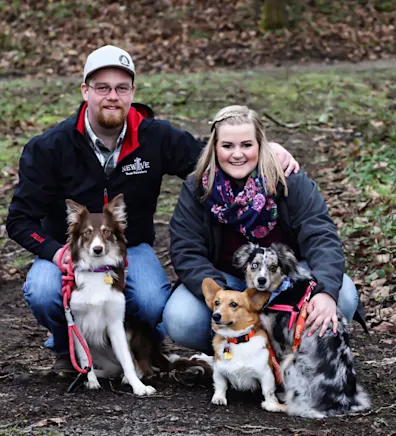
[0,125,395,436]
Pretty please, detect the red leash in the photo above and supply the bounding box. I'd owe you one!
[57,243,92,374]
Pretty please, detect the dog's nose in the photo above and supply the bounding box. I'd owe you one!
[93,246,103,255]
[258,277,267,286]
[212,312,221,322]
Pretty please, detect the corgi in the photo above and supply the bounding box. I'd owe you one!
[201,278,286,412]
[233,242,371,418]
[66,194,156,395]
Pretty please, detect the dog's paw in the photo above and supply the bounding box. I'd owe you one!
[211,394,227,406]
[261,400,286,413]
[132,382,157,396]
[85,377,101,390]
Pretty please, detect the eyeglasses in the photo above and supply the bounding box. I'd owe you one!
[86,84,133,96]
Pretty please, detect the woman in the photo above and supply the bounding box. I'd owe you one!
[163,105,358,354]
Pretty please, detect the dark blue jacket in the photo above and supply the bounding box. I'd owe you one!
[170,173,345,302]
[7,102,203,261]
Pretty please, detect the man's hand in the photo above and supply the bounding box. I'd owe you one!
[269,142,300,177]
[305,293,338,337]
[52,247,71,267]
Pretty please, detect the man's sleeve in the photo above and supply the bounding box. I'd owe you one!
[6,136,63,260]
[162,122,204,179]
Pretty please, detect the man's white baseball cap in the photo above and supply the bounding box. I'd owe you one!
[83,45,135,82]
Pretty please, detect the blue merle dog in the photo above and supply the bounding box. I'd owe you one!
[233,242,370,418]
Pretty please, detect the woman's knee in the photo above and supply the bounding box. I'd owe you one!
[125,244,171,324]
[337,273,358,322]
[163,285,212,352]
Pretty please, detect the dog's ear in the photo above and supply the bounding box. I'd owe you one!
[233,243,257,269]
[245,287,271,312]
[65,199,88,225]
[106,193,127,229]
[271,243,299,276]
[202,278,222,311]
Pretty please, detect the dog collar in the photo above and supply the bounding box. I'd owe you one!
[226,328,256,344]
[90,265,114,273]
[263,278,291,309]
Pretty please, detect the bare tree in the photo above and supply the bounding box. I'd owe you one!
[260,0,288,30]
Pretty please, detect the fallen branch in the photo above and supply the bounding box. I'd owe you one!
[157,251,170,260]
[224,424,280,434]
[364,357,396,366]
[154,219,170,226]
[360,403,396,416]
[0,373,12,379]
[339,403,396,420]
[261,110,302,129]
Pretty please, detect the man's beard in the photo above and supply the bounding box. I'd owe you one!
[97,105,126,128]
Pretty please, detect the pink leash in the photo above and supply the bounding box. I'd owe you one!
[267,280,317,329]
[57,243,93,375]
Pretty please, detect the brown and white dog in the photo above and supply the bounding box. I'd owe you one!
[66,194,157,395]
[233,242,371,418]
[202,278,286,412]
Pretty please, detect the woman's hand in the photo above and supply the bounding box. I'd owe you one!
[305,293,338,337]
[268,142,300,177]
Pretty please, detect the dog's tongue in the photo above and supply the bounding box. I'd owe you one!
[263,278,291,308]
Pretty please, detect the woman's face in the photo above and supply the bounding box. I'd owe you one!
[215,123,259,182]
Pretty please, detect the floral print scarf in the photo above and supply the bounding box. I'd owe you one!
[202,166,278,242]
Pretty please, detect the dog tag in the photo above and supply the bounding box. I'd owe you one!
[223,347,233,360]
[223,351,233,360]
[104,274,113,285]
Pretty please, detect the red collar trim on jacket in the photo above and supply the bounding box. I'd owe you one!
[76,102,144,163]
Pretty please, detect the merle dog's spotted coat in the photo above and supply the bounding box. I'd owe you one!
[233,242,370,418]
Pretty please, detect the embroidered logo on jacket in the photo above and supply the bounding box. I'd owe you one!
[122,157,150,175]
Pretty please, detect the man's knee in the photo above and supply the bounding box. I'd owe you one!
[23,261,62,318]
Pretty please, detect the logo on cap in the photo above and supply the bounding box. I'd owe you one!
[119,55,130,67]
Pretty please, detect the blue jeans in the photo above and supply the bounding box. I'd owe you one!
[23,243,171,355]
[163,267,359,354]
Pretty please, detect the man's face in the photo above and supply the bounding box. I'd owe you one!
[81,68,135,129]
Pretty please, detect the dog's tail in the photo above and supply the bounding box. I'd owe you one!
[350,384,371,413]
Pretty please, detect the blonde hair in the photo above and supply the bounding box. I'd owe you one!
[195,105,288,199]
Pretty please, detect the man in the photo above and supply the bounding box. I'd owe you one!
[7,45,298,373]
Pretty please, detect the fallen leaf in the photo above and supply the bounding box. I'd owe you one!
[30,417,67,428]
[376,253,391,264]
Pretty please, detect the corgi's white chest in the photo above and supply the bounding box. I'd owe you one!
[70,271,125,348]
[215,335,269,391]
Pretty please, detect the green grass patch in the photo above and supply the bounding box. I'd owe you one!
[1,68,395,274]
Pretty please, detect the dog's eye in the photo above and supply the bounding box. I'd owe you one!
[84,229,92,238]
[214,300,220,306]
[251,263,258,270]
[230,302,238,308]
[269,265,278,272]
[103,229,112,237]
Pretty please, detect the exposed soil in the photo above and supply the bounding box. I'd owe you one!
[1,126,395,435]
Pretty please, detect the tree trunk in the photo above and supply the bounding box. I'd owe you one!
[260,0,288,30]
